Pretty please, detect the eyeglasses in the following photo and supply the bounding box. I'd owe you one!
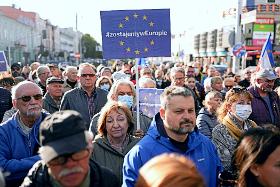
[231,86,246,93]
[80,74,96,78]
[16,94,43,102]
[48,149,90,166]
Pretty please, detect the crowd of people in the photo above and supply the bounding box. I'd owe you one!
[0,59,279,187]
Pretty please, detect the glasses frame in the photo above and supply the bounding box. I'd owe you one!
[80,73,96,78]
[16,94,43,102]
[48,149,90,166]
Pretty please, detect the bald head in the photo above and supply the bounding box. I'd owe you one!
[12,81,42,99]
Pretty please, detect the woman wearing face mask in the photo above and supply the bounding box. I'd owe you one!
[96,76,112,92]
[92,101,139,184]
[212,86,258,185]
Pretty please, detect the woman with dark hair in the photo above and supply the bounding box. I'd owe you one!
[91,101,139,183]
[233,128,280,187]
[212,86,258,176]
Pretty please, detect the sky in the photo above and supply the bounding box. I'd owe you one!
[2,0,237,53]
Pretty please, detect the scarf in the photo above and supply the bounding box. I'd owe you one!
[222,114,257,141]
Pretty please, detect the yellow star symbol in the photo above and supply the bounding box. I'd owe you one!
[126,47,131,52]
[119,41,125,46]
[143,15,147,20]
[118,23,123,28]
[150,40,155,45]
[134,49,140,55]
[144,47,148,52]
[125,16,129,21]
[133,13,138,18]
[149,21,154,27]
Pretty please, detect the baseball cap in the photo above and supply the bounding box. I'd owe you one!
[46,77,64,85]
[11,62,22,70]
[39,110,88,163]
[255,69,277,80]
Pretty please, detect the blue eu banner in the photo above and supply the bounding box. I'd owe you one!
[139,88,164,118]
[100,9,171,59]
[0,51,8,72]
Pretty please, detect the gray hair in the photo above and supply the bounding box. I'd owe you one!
[36,65,50,77]
[107,79,136,104]
[139,77,156,88]
[78,63,96,76]
[160,86,193,109]
[11,80,43,99]
[65,66,77,74]
[170,67,185,77]
[205,91,222,103]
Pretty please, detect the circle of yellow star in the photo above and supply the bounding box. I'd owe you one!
[125,16,129,21]
[133,13,138,18]
[126,48,131,52]
[119,41,125,46]
[143,15,147,20]
[149,22,154,27]
[150,40,155,45]
[118,23,123,28]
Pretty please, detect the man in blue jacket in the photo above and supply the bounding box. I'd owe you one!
[0,81,48,186]
[122,86,222,187]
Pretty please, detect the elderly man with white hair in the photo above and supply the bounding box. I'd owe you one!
[63,66,78,93]
[139,77,156,88]
[0,81,49,186]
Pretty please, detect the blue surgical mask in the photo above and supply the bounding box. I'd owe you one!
[118,95,134,108]
[100,83,110,91]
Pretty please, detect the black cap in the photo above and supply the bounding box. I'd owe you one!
[46,77,64,85]
[11,62,22,69]
[39,110,88,163]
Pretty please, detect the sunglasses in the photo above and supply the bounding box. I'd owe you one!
[48,149,89,166]
[16,94,43,102]
[81,74,96,78]
[231,86,246,93]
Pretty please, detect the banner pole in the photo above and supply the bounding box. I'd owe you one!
[136,59,140,130]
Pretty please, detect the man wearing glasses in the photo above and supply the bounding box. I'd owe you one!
[21,110,119,187]
[248,68,280,128]
[60,63,108,128]
[0,81,49,186]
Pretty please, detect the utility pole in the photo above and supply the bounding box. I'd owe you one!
[76,13,82,64]
[233,0,242,73]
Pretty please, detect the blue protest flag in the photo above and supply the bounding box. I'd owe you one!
[258,33,275,70]
[0,51,8,72]
[100,9,171,59]
[139,88,164,118]
[137,58,149,67]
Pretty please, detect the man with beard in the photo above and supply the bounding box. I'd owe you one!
[21,110,119,187]
[122,86,222,187]
[248,69,280,127]
[0,81,49,186]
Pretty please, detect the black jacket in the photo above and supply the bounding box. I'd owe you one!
[20,160,120,187]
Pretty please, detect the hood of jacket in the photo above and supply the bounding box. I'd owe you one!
[94,135,139,156]
[147,113,202,153]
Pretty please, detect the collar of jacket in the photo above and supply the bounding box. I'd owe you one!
[148,113,201,152]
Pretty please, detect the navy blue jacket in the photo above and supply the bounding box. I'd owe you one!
[0,87,12,122]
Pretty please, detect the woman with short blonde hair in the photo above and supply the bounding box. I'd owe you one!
[92,101,139,183]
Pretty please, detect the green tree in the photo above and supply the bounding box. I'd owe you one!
[82,34,102,58]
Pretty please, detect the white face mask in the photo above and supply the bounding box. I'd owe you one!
[235,104,252,120]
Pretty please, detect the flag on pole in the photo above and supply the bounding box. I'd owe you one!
[257,33,275,70]
[137,58,149,67]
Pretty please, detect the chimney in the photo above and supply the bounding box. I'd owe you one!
[12,4,15,8]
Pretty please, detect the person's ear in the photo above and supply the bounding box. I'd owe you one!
[249,164,260,177]
[159,107,166,121]
[12,99,18,109]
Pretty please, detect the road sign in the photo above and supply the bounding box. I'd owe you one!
[232,43,246,58]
